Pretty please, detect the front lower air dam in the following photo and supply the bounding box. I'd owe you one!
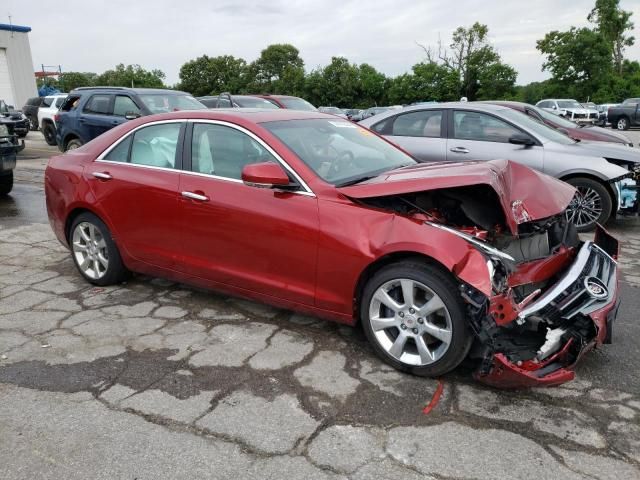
[473,225,619,389]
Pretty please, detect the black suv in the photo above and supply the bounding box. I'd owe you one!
[55,87,206,151]
[0,115,25,195]
[22,96,43,131]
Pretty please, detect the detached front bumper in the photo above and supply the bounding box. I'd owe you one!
[475,225,619,388]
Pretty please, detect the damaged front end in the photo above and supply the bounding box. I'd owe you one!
[340,160,620,388]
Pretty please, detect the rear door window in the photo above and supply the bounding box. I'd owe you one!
[391,110,443,137]
[83,95,112,115]
[453,111,521,143]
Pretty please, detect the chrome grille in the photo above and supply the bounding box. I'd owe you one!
[517,242,616,324]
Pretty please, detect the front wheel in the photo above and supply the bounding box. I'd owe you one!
[565,178,613,232]
[0,171,13,196]
[360,261,472,377]
[70,213,129,286]
[616,117,629,131]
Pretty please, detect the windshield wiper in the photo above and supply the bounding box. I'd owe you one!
[335,175,378,187]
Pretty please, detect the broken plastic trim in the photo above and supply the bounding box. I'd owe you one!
[424,222,516,262]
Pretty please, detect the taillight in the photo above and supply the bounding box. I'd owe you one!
[53,114,59,122]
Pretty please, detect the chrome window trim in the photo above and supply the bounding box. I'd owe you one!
[95,118,316,198]
[187,119,315,197]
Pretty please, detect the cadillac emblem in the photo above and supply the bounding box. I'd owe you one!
[584,277,608,300]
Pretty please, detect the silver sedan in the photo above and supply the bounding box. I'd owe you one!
[359,102,640,231]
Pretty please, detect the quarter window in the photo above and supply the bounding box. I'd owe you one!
[83,95,112,115]
[103,136,132,163]
[453,111,521,143]
[391,110,442,137]
[113,96,141,117]
[191,123,277,180]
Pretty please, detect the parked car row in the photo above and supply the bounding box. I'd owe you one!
[198,93,317,111]
[44,107,621,388]
[0,105,26,195]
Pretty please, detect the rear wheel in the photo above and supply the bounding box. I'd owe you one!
[65,138,83,151]
[360,261,472,377]
[616,117,630,130]
[565,177,612,232]
[0,171,13,196]
[70,212,129,286]
[43,123,57,146]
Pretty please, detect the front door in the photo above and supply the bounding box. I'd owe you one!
[86,121,185,269]
[446,110,544,172]
[80,94,125,140]
[178,122,319,306]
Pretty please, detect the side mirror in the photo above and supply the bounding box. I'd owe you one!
[508,133,535,147]
[125,111,141,120]
[241,162,291,189]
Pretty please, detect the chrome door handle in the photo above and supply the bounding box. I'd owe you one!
[181,191,209,202]
[449,147,470,154]
[92,172,112,180]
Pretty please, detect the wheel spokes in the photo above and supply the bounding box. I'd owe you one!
[373,289,402,313]
[400,279,415,309]
[388,332,408,358]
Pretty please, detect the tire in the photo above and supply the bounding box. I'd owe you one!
[0,171,13,196]
[360,260,472,377]
[69,212,129,286]
[65,138,83,151]
[43,123,57,146]
[616,117,630,131]
[565,177,613,232]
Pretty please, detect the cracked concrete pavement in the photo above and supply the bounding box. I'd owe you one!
[1,133,640,479]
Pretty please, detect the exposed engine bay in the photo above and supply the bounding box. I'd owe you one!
[358,184,618,388]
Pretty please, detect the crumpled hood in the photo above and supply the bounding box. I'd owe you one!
[338,159,576,235]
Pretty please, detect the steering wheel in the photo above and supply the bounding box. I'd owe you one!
[326,149,355,178]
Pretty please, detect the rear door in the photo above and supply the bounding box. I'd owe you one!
[80,94,123,140]
[86,120,185,268]
[370,109,447,162]
[446,109,544,171]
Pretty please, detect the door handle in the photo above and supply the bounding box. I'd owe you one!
[92,172,112,180]
[181,191,209,202]
[449,147,470,154]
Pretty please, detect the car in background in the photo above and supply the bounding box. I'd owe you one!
[536,99,598,124]
[0,100,30,138]
[360,106,400,121]
[486,101,633,146]
[56,87,206,151]
[596,103,618,126]
[360,102,640,231]
[607,98,640,131]
[0,114,25,195]
[44,108,620,388]
[21,96,44,130]
[198,93,280,109]
[318,106,348,118]
[37,94,68,145]
[344,109,363,121]
[254,94,317,111]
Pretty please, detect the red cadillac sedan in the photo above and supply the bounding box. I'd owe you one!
[45,109,620,388]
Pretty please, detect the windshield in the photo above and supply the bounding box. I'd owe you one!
[262,118,416,186]
[499,108,576,145]
[531,105,577,128]
[557,100,582,109]
[139,94,207,113]
[234,97,280,109]
[278,97,317,111]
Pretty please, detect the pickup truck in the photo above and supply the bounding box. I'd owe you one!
[608,98,640,130]
[0,115,25,195]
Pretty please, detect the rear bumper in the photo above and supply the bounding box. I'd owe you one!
[475,225,619,388]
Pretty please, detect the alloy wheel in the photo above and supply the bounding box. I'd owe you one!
[72,222,109,280]
[566,186,603,229]
[617,118,628,130]
[368,278,452,366]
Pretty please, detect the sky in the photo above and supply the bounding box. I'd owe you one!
[5,0,640,86]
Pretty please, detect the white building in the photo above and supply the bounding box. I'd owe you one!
[0,23,38,109]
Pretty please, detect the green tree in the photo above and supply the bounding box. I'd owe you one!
[536,27,612,99]
[94,64,165,88]
[57,72,97,92]
[178,55,248,96]
[250,44,305,93]
[318,57,361,107]
[357,63,388,107]
[588,0,635,74]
